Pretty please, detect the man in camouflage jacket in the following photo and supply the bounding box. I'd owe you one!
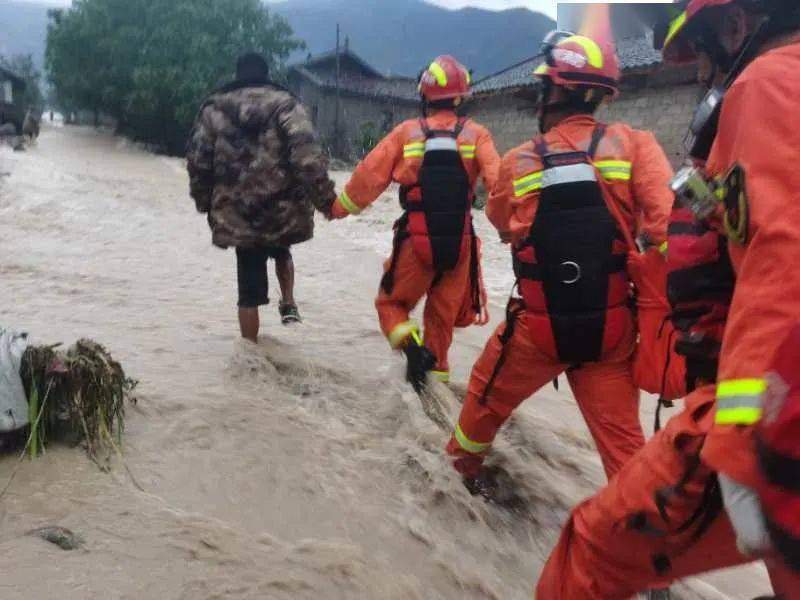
[187,53,336,341]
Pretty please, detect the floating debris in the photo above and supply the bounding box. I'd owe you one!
[28,526,85,551]
[19,339,137,466]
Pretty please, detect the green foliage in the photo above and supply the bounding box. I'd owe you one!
[45,0,303,153]
[0,54,44,110]
[354,121,380,159]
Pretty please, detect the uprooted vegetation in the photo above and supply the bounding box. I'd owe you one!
[19,339,137,466]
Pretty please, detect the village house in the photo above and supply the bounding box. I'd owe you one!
[0,65,26,133]
[469,29,699,166]
[287,45,419,159]
[289,27,699,168]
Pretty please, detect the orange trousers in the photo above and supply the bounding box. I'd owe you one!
[376,237,471,375]
[447,307,645,480]
[535,386,800,599]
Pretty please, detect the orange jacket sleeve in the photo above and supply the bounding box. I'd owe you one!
[701,61,800,487]
[331,125,404,219]
[485,151,516,238]
[630,130,673,245]
[474,126,501,193]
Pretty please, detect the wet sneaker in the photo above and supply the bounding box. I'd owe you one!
[279,303,302,325]
[402,343,437,393]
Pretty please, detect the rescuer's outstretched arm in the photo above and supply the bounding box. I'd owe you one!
[330,126,404,219]
[474,126,501,194]
[485,155,516,242]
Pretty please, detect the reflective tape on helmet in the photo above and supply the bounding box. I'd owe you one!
[428,61,448,87]
[454,424,490,455]
[388,320,420,348]
[514,171,544,197]
[564,35,604,69]
[716,378,766,425]
[596,160,632,182]
[337,190,361,215]
[534,63,550,77]
[403,142,426,158]
[664,11,688,50]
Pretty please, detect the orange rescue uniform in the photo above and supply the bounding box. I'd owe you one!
[331,111,500,376]
[537,41,800,599]
[447,114,673,480]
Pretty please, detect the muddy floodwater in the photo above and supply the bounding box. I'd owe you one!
[0,125,771,599]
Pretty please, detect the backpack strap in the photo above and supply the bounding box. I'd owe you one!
[587,123,607,159]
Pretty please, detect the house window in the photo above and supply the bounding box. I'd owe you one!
[2,82,12,104]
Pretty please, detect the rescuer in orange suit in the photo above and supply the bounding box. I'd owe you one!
[329,55,500,391]
[537,1,800,597]
[445,30,673,488]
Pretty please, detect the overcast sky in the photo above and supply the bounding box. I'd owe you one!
[10,0,557,17]
[9,1,677,21]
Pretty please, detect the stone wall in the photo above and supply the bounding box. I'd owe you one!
[290,77,417,160]
[469,81,700,167]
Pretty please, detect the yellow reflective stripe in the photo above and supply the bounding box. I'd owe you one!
[513,171,543,197]
[431,370,450,383]
[454,424,490,455]
[564,35,604,69]
[388,320,420,349]
[659,241,669,255]
[595,160,631,170]
[403,142,425,158]
[718,379,767,398]
[716,407,763,426]
[337,190,361,215]
[428,61,448,87]
[460,145,476,160]
[716,378,766,425]
[665,11,688,50]
[596,160,632,182]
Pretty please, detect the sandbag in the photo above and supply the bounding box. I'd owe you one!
[628,249,687,401]
[0,328,30,433]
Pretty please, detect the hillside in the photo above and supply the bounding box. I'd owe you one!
[272,0,554,77]
[0,0,553,78]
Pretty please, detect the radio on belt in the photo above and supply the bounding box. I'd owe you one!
[670,165,721,220]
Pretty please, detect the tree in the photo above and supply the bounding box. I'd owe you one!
[45,0,303,153]
[0,54,44,110]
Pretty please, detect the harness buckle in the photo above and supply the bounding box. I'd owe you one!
[560,261,581,285]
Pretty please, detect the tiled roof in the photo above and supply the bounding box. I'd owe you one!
[0,65,24,86]
[473,30,664,95]
[291,65,419,102]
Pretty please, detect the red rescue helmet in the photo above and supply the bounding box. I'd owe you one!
[757,323,800,572]
[662,0,736,64]
[534,30,621,96]
[418,55,472,102]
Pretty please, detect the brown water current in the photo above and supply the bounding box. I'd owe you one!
[0,125,771,599]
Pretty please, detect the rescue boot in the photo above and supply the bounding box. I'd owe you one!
[279,302,302,325]
[402,341,436,394]
[463,465,526,512]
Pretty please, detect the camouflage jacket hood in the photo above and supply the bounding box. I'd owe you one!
[186,84,336,249]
